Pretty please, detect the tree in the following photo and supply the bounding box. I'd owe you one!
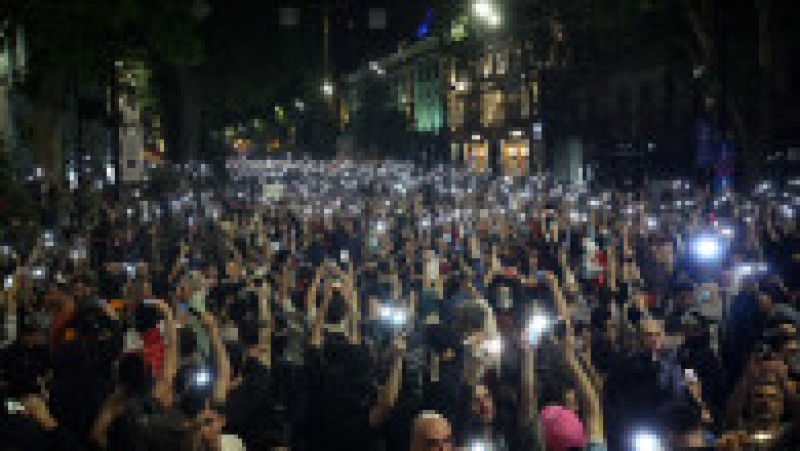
[351,74,412,159]
[295,100,339,158]
[2,0,205,177]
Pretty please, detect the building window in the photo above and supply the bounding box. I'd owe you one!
[532,81,539,105]
[368,8,387,30]
[450,95,465,129]
[481,90,504,126]
[521,86,529,119]
[482,54,493,78]
[279,7,299,27]
[496,50,508,75]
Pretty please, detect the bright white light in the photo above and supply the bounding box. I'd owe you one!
[322,80,334,97]
[735,263,754,278]
[193,369,212,387]
[106,164,115,183]
[487,13,501,27]
[693,235,722,262]
[473,0,492,19]
[719,226,734,239]
[483,338,503,355]
[470,440,490,451]
[391,310,407,326]
[631,430,665,451]
[647,217,658,230]
[527,314,551,345]
[751,431,774,442]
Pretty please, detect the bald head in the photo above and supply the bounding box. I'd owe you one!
[410,412,453,451]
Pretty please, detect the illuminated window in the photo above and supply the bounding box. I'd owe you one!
[532,81,539,104]
[481,90,504,126]
[521,86,529,118]
[482,54,493,78]
[449,96,465,128]
[496,51,508,75]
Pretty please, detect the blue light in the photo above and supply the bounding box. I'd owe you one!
[416,10,433,38]
[692,235,723,262]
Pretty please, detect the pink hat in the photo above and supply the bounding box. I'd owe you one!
[539,404,587,451]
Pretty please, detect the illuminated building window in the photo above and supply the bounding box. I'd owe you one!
[482,54,493,78]
[481,90,504,126]
[496,51,508,75]
[532,81,539,104]
[449,95,465,128]
[521,86,529,118]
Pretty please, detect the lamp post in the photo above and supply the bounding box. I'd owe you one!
[472,0,502,28]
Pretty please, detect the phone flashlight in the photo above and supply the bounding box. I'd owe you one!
[691,235,723,263]
[192,368,213,389]
[31,267,45,280]
[527,313,552,345]
[483,338,503,356]
[750,431,774,443]
[5,399,25,414]
[719,226,735,239]
[630,429,666,451]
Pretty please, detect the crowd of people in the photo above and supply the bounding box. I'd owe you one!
[1,160,798,450]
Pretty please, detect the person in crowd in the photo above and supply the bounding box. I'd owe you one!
[0,161,797,450]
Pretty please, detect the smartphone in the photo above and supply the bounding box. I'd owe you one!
[142,299,157,306]
[426,257,439,280]
[5,399,24,414]
[125,263,136,278]
[97,298,106,308]
[340,250,349,264]
[684,368,699,383]
[4,275,13,289]
[31,267,45,280]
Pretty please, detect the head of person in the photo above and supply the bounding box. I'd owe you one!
[641,318,665,354]
[539,404,587,451]
[747,376,785,426]
[410,412,453,451]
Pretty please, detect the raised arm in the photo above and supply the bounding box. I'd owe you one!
[256,280,273,368]
[563,316,606,446]
[200,310,231,403]
[369,335,405,427]
[153,299,179,408]
[310,284,331,349]
[306,264,325,324]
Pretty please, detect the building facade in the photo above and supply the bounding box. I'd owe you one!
[342,27,546,175]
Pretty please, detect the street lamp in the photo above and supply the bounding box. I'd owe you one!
[472,0,501,28]
[322,80,334,97]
